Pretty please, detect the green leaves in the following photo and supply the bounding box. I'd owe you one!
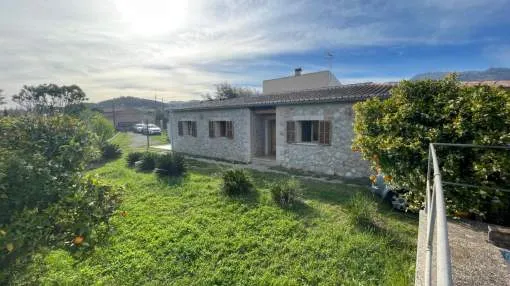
[353,76,510,221]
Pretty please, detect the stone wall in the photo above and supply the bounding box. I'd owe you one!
[169,108,252,162]
[276,103,370,178]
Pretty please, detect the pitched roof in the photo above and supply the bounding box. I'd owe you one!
[171,83,394,111]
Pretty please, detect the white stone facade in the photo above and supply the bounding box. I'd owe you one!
[276,103,370,178]
[169,102,370,178]
[169,108,252,162]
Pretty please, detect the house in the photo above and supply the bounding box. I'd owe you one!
[101,107,145,131]
[263,68,340,94]
[169,70,393,178]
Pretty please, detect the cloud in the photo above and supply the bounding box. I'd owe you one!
[0,0,509,106]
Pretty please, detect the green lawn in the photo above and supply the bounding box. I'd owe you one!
[12,133,417,285]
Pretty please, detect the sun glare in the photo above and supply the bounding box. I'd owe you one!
[114,0,189,35]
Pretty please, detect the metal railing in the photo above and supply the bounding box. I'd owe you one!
[423,143,510,286]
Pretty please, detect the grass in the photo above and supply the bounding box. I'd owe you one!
[150,131,169,146]
[9,133,418,285]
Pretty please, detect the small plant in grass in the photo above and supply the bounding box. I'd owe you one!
[137,152,159,171]
[346,192,379,232]
[221,169,253,196]
[101,142,122,160]
[155,153,186,177]
[126,152,144,167]
[270,178,302,207]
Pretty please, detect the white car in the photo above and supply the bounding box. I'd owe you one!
[145,124,161,135]
[134,123,146,133]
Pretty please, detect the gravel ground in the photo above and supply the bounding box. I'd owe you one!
[416,211,510,286]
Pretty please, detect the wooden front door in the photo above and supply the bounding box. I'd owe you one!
[270,120,276,155]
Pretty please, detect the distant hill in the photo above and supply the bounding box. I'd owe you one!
[91,96,185,111]
[412,68,510,81]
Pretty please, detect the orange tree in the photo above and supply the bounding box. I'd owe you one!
[0,115,122,280]
[352,75,510,223]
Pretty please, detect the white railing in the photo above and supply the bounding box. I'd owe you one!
[423,143,510,286]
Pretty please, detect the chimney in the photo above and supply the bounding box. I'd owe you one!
[294,67,302,76]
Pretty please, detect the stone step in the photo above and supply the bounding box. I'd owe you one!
[488,225,510,249]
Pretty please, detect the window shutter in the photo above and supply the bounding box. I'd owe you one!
[286,121,295,143]
[209,121,215,138]
[319,121,331,145]
[178,121,183,136]
[226,121,233,139]
[192,122,197,137]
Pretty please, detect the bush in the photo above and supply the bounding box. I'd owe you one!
[0,175,122,271]
[137,152,159,171]
[79,110,115,144]
[353,75,510,222]
[221,169,253,196]
[101,142,122,160]
[155,153,186,177]
[270,179,302,207]
[126,152,144,167]
[0,115,97,225]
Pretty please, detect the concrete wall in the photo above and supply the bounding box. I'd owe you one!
[262,71,339,94]
[169,108,252,162]
[276,103,370,178]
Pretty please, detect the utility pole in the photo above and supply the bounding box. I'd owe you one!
[112,99,117,130]
[145,118,150,151]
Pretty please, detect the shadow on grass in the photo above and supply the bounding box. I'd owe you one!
[346,193,417,249]
[282,199,318,220]
[223,187,261,207]
[156,175,185,187]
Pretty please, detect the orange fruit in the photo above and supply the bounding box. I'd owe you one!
[73,236,84,245]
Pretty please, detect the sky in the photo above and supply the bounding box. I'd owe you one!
[1,0,510,105]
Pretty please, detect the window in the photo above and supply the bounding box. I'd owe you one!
[286,120,331,145]
[209,121,233,139]
[178,121,197,137]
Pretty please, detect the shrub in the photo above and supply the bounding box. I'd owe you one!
[101,142,122,160]
[221,169,253,196]
[79,110,115,144]
[137,152,159,171]
[353,75,510,222]
[0,115,97,225]
[0,175,122,268]
[270,179,302,207]
[126,152,144,167]
[155,153,186,177]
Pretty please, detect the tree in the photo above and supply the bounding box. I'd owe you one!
[352,75,510,222]
[79,109,115,144]
[0,89,5,106]
[12,84,87,114]
[203,82,258,100]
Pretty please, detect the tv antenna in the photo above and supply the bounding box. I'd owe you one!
[325,51,334,71]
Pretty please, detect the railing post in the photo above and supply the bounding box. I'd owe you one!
[430,144,453,286]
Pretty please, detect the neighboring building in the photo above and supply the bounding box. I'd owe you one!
[263,69,340,94]
[169,79,393,178]
[102,107,145,131]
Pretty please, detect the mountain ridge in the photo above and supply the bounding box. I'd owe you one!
[411,67,510,81]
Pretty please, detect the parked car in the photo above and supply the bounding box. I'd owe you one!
[144,124,161,135]
[134,123,146,133]
[371,173,407,211]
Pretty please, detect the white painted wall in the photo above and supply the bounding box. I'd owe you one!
[262,71,339,94]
